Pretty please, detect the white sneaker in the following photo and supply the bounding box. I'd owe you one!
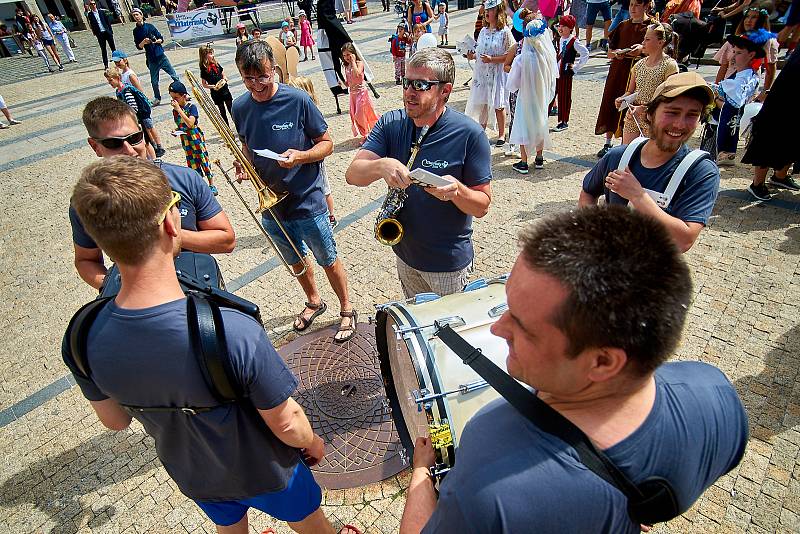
[504,144,516,157]
[0,123,8,129]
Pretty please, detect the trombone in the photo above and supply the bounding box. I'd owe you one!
[185,70,306,277]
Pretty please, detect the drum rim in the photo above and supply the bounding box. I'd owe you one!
[375,303,448,455]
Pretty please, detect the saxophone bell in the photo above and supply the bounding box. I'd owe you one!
[375,187,407,246]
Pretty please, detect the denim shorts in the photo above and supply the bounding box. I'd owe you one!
[194,462,322,526]
[586,0,612,22]
[261,210,337,267]
[141,117,154,129]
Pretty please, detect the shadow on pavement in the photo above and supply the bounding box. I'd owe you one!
[0,431,159,533]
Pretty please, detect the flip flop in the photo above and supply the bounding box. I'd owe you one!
[334,309,358,343]
[293,301,327,332]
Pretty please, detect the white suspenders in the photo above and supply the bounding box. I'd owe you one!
[616,137,709,210]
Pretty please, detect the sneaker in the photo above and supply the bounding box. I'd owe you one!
[554,122,568,132]
[495,138,506,148]
[600,38,608,51]
[152,98,161,106]
[549,107,558,117]
[9,119,22,125]
[597,144,612,158]
[716,152,736,166]
[747,182,772,201]
[534,156,545,169]
[395,78,402,85]
[512,161,529,174]
[209,184,219,196]
[329,215,339,229]
[0,123,8,129]
[769,174,800,191]
[504,143,516,157]
[155,146,166,158]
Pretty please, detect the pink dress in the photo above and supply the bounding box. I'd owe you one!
[300,19,315,46]
[346,62,380,138]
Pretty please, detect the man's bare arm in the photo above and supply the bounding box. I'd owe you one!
[90,398,133,431]
[181,212,236,253]
[74,244,107,290]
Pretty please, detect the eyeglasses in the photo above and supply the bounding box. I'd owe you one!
[402,78,443,91]
[92,130,145,149]
[157,191,181,225]
[242,70,274,85]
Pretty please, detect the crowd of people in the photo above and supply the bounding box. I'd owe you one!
[11,0,794,533]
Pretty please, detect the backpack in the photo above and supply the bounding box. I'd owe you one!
[125,83,152,120]
[63,267,262,412]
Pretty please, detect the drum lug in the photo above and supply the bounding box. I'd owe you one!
[407,292,441,305]
[488,273,510,284]
[463,278,488,292]
[434,316,466,330]
[488,303,508,318]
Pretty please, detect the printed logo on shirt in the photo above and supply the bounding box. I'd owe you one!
[180,208,188,217]
[272,122,294,131]
[422,159,448,169]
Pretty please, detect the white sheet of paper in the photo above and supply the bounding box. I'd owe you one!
[253,147,289,162]
[410,168,453,188]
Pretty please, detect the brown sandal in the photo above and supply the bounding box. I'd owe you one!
[334,309,358,343]
[293,301,327,332]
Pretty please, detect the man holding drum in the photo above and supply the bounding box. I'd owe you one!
[345,47,493,299]
[400,207,748,533]
[71,97,236,290]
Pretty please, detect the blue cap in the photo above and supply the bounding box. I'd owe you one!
[111,50,128,61]
[169,80,188,95]
[281,21,289,27]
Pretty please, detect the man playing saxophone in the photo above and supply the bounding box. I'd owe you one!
[345,47,492,298]
[232,40,357,342]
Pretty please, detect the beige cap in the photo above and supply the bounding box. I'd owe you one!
[650,72,714,106]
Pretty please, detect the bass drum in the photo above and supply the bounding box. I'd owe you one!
[375,276,510,477]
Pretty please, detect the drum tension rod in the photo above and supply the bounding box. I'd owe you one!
[412,380,490,411]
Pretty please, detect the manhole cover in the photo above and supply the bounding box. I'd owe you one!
[278,324,408,489]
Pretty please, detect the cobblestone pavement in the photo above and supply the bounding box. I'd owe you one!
[1,7,799,534]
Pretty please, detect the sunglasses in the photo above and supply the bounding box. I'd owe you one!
[402,78,443,91]
[92,130,145,149]
[157,191,181,225]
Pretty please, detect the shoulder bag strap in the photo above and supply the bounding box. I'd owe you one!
[66,297,114,379]
[661,149,709,206]
[186,293,241,403]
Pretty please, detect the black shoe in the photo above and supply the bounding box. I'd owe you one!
[769,174,800,191]
[554,122,568,131]
[155,146,166,158]
[747,182,772,201]
[512,161,529,174]
[600,39,608,51]
[395,79,401,85]
[534,156,545,169]
[495,138,506,147]
[597,144,612,158]
[549,107,558,117]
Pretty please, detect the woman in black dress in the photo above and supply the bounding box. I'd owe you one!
[742,47,800,201]
[198,44,233,126]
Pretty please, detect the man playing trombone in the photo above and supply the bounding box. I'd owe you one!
[231,40,356,343]
[345,47,492,299]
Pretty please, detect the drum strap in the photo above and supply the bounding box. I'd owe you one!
[434,324,680,526]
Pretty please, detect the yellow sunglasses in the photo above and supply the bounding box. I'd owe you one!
[157,191,181,225]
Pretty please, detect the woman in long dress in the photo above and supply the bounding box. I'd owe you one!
[465,0,515,147]
[595,0,652,157]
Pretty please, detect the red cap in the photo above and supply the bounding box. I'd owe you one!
[559,15,576,29]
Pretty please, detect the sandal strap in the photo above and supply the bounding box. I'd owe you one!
[305,301,324,310]
[339,309,357,318]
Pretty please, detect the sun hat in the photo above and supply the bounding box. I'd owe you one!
[111,50,128,61]
[649,71,714,106]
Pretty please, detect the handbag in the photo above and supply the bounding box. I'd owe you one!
[68,34,77,48]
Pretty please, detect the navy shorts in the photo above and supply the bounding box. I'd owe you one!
[586,1,612,23]
[194,462,322,526]
[261,210,338,267]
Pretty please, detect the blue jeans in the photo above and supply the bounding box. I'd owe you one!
[147,54,179,100]
[261,210,338,267]
[609,8,629,32]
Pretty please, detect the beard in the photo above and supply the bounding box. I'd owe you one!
[650,122,692,153]
[404,95,437,120]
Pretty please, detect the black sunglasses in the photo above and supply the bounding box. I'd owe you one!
[92,130,145,149]
[402,78,443,91]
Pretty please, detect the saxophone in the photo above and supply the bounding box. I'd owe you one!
[374,125,430,246]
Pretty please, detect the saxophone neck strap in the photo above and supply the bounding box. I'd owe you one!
[408,107,446,168]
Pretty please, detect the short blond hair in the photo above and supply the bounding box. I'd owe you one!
[104,66,121,79]
[287,76,319,105]
[72,156,172,265]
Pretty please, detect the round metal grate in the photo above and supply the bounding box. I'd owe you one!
[278,324,408,489]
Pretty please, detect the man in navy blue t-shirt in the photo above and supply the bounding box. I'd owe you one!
[580,72,720,252]
[67,156,345,534]
[346,47,492,298]
[71,97,235,290]
[401,207,748,533]
[231,40,356,342]
[131,8,179,106]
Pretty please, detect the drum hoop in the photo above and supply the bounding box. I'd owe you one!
[375,304,448,453]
